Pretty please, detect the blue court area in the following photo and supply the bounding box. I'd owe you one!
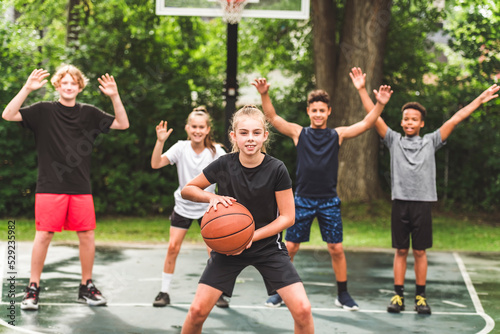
[0,242,496,333]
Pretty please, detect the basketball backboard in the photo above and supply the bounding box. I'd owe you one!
[156,0,310,20]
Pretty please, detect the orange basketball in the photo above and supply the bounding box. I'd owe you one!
[201,202,255,255]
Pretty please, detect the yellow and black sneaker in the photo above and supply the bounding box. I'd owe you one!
[387,294,405,313]
[415,294,431,315]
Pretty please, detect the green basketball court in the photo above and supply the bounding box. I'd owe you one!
[1,242,496,333]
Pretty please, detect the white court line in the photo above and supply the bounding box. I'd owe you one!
[442,300,467,308]
[0,319,42,334]
[379,289,395,294]
[303,281,335,287]
[1,243,43,334]
[0,301,491,317]
[453,252,495,334]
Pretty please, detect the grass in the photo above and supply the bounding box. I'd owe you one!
[2,201,499,251]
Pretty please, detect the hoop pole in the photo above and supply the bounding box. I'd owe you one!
[224,22,238,149]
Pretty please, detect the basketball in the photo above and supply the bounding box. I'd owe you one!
[201,202,255,255]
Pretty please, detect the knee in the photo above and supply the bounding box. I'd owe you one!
[167,242,182,257]
[293,300,313,325]
[187,302,210,325]
[77,230,94,243]
[35,231,54,244]
[413,249,426,259]
[395,249,409,258]
[328,243,344,258]
[286,242,300,255]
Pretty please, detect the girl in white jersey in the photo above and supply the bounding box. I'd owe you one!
[150,107,226,307]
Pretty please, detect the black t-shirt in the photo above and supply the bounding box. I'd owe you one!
[20,101,115,194]
[295,127,340,198]
[203,152,293,254]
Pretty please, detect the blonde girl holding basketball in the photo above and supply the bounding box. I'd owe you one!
[151,107,226,307]
[180,105,314,334]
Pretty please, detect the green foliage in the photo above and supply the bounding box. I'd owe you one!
[438,2,500,211]
[237,17,314,179]
[444,0,500,81]
[1,0,499,216]
[1,0,227,216]
[380,1,500,211]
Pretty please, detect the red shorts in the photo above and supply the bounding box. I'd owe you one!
[35,194,96,232]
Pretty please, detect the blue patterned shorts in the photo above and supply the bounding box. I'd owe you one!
[285,196,343,244]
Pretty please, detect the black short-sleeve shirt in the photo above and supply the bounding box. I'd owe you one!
[203,152,293,253]
[20,101,115,194]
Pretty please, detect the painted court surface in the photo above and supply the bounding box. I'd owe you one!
[0,242,496,333]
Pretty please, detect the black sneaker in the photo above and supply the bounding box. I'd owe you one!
[215,294,230,308]
[265,294,284,308]
[21,282,40,311]
[387,294,405,313]
[415,294,431,315]
[153,292,170,307]
[78,279,107,306]
[335,291,359,311]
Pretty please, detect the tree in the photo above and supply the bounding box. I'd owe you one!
[322,0,392,201]
[0,0,228,216]
[67,0,91,46]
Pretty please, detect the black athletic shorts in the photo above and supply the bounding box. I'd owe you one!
[199,246,302,297]
[391,200,433,250]
[170,210,201,230]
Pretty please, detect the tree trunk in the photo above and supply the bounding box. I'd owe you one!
[67,0,90,46]
[314,0,392,201]
[311,0,337,98]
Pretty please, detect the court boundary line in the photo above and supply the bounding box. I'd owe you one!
[453,252,495,334]
[1,242,43,334]
[0,300,492,317]
[0,319,42,334]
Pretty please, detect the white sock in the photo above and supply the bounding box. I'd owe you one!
[161,272,173,293]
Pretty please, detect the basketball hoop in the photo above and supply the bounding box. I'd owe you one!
[216,0,250,24]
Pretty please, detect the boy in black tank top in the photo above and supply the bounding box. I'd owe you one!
[253,78,392,310]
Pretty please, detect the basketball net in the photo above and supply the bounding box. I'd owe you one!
[216,0,250,24]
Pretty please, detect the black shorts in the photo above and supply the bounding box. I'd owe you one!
[391,200,432,250]
[199,246,302,297]
[170,210,201,230]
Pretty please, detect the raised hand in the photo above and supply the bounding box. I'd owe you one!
[97,73,119,97]
[373,85,393,105]
[251,78,270,95]
[349,67,366,90]
[156,120,173,143]
[478,84,499,104]
[25,69,50,92]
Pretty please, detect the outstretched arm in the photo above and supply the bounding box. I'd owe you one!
[252,78,302,145]
[98,74,129,130]
[349,67,389,138]
[2,69,50,122]
[337,85,393,144]
[151,120,174,169]
[439,84,499,141]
